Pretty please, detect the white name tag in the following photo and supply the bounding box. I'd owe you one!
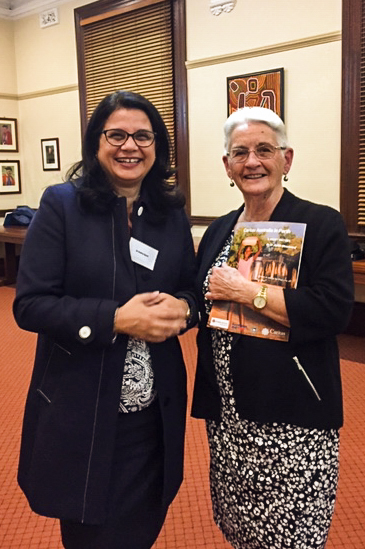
[129,237,159,271]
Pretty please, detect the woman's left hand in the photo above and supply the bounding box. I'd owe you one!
[206,263,255,303]
[206,263,290,327]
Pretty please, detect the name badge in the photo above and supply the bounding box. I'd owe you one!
[129,237,159,271]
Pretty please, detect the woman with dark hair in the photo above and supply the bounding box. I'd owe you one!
[68,90,181,217]
[14,90,198,549]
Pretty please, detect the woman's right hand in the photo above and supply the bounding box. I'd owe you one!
[113,291,187,343]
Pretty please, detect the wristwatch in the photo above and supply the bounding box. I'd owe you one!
[253,285,268,310]
[180,298,192,321]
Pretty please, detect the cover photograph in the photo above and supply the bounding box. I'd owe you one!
[207,221,306,341]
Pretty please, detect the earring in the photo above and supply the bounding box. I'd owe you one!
[283,173,289,182]
[230,179,235,187]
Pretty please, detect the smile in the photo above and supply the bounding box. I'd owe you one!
[116,158,141,164]
[244,174,266,179]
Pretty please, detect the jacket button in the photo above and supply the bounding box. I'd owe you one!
[79,326,91,339]
[137,206,143,216]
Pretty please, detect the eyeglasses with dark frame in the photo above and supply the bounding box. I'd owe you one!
[102,129,157,148]
[227,144,287,163]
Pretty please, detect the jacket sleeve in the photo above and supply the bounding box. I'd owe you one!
[13,186,118,347]
[284,206,354,344]
[173,210,199,330]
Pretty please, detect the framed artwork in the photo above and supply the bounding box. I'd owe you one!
[227,68,284,119]
[0,118,19,152]
[0,160,21,194]
[41,138,60,171]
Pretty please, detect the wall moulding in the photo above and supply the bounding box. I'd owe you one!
[0,93,17,101]
[185,32,341,70]
[0,84,78,102]
[209,0,236,16]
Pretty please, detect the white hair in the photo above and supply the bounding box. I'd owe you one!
[223,107,289,153]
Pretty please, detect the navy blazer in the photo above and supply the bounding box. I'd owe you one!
[14,181,198,524]
[192,189,354,430]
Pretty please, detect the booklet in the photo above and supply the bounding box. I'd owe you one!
[207,221,306,341]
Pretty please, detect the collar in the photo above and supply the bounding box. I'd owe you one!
[113,182,150,212]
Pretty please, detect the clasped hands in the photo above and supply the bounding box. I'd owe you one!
[114,291,188,343]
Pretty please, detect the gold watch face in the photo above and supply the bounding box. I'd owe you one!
[253,295,267,309]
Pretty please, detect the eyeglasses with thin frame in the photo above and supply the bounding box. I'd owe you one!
[102,129,156,148]
[227,144,286,163]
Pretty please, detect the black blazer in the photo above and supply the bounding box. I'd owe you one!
[14,181,198,524]
[192,189,354,430]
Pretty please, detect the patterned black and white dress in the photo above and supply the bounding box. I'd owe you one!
[204,234,339,549]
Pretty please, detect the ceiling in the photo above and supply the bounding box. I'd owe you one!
[0,0,67,19]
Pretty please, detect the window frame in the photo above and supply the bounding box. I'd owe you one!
[341,0,365,240]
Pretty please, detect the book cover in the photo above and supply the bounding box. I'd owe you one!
[207,221,306,341]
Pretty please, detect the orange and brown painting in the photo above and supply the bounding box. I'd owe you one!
[227,68,284,117]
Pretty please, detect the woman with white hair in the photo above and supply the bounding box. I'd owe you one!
[192,106,354,548]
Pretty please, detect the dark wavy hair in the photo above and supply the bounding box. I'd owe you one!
[66,90,185,218]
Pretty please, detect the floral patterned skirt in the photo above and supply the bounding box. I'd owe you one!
[203,233,340,549]
[206,332,339,549]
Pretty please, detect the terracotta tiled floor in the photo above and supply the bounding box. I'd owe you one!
[0,285,364,548]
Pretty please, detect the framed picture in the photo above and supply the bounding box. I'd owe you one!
[41,138,60,171]
[0,160,21,194]
[0,118,18,152]
[227,68,284,119]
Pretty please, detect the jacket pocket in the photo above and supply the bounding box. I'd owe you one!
[37,343,72,404]
[292,356,321,402]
